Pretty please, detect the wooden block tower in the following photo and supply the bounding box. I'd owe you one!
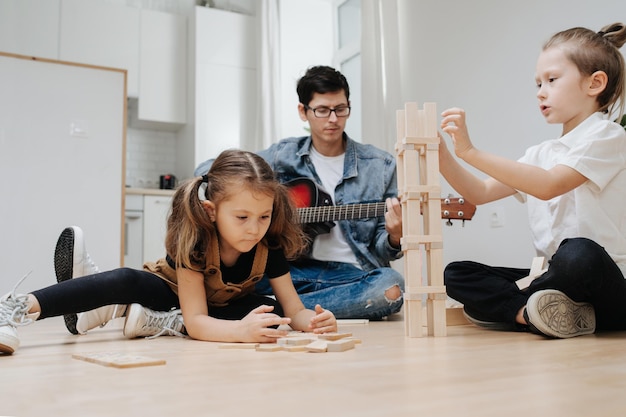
[395,102,447,337]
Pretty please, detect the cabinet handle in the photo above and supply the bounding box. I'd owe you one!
[126,214,142,220]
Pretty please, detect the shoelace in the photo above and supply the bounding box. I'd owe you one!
[0,271,34,327]
[143,309,185,339]
[84,253,100,274]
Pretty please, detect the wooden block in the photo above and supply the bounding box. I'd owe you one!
[326,339,356,352]
[305,339,328,353]
[446,306,470,326]
[256,344,283,352]
[336,319,369,325]
[317,332,352,341]
[72,352,166,369]
[284,345,308,352]
[428,298,447,337]
[516,257,547,290]
[218,343,259,349]
[282,336,316,346]
[405,299,424,337]
[404,285,447,296]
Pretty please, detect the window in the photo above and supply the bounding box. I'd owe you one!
[334,0,361,140]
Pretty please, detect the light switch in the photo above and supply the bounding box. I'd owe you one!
[70,119,89,138]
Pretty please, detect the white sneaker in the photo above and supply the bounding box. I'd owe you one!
[76,304,128,335]
[54,226,100,335]
[123,304,185,339]
[0,273,39,355]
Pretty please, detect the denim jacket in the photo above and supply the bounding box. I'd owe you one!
[258,134,403,271]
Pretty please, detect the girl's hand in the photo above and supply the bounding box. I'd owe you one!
[440,108,474,159]
[237,305,291,343]
[308,304,338,334]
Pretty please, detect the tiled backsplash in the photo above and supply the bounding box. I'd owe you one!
[126,127,177,189]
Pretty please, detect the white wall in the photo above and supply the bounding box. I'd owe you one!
[278,0,334,139]
[395,0,626,268]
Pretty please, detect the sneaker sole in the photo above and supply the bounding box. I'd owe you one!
[527,290,596,338]
[463,309,520,331]
[0,337,17,354]
[54,227,79,335]
[123,303,143,339]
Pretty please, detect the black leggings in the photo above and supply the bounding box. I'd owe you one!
[32,267,283,321]
[445,237,626,331]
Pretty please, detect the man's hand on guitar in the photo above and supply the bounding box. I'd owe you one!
[385,197,402,248]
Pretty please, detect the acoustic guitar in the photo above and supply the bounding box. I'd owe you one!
[286,177,475,238]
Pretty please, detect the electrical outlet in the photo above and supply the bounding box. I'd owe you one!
[69,119,89,138]
[489,206,505,228]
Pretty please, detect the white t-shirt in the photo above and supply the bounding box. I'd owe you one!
[309,146,360,268]
[516,112,626,276]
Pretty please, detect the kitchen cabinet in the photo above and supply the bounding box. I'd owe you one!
[59,0,140,97]
[0,0,60,60]
[124,193,173,268]
[59,1,187,125]
[192,6,256,168]
[142,195,172,264]
[124,194,144,269]
[1,1,187,125]
[138,9,187,125]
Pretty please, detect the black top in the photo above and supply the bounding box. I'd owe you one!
[166,245,289,284]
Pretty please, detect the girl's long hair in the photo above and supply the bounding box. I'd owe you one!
[164,149,307,270]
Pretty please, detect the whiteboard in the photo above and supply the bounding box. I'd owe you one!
[0,53,125,295]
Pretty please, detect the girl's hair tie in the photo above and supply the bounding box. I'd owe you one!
[198,175,209,201]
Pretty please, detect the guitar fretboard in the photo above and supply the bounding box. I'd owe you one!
[297,202,387,224]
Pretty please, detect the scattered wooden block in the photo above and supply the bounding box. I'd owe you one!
[336,319,369,325]
[326,338,356,352]
[256,344,283,352]
[218,343,259,349]
[317,332,352,341]
[278,336,316,346]
[305,339,328,353]
[283,345,308,352]
[72,352,166,369]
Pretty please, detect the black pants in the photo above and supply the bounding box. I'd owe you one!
[32,267,283,321]
[444,237,626,331]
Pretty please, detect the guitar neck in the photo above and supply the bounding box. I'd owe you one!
[297,202,387,224]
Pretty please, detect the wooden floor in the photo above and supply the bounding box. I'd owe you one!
[3,314,626,417]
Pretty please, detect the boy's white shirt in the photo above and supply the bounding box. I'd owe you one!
[516,112,626,276]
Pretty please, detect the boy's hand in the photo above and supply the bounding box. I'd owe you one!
[441,107,475,159]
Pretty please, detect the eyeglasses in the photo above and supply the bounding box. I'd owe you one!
[304,105,351,118]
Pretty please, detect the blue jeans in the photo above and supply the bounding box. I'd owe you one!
[256,260,404,319]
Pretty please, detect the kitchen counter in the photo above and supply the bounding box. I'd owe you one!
[125,187,176,197]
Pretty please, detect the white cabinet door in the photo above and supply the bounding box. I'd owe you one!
[59,0,140,97]
[138,9,187,124]
[194,6,256,164]
[142,195,172,263]
[0,0,60,59]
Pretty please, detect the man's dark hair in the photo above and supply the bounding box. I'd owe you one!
[296,66,350,106]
